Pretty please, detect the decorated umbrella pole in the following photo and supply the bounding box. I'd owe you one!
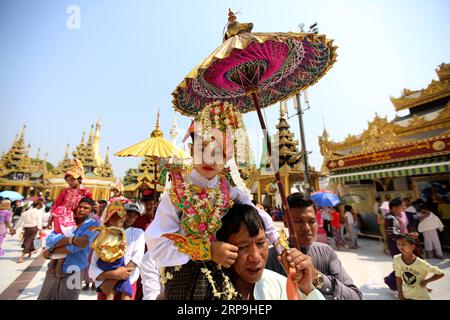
[172,10,338,250]
[115,112,190,203]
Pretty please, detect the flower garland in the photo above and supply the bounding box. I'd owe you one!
[168,166,233,240]
[195,101,245,139]
[200,264,239,300]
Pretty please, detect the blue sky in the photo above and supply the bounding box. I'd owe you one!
[1,0,449,179]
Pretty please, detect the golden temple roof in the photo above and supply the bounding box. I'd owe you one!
[319,63,450,173]
[50,119,114,179]
[391,62,450,111]
[0,125,49,184]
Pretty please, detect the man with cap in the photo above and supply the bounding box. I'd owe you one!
[89,202,145,300]
[132,188,155,232]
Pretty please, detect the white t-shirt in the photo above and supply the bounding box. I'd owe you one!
[394,254,444,300]
[345,212,354,225]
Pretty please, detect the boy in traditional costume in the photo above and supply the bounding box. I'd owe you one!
[145,101,280,300]
[91,200,131,300]
[48,158,92,277]
[110,179,130,204]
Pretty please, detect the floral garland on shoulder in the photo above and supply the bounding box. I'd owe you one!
[162,164,234,261]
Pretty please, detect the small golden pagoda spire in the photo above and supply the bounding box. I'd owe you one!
[19,125,26,141]
[80,131,86,145]
[321,116,329,139]
[95,116,101,139]
[36,148,41,160]
[64,144,70,159]
[151,109,163,138]
[280,100,287,118]
[105,146,110,162]
[88,124,95,144]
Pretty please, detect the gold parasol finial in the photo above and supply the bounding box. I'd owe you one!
[223,9,253,41]
[150,109,163,138]
[228,8,237,23]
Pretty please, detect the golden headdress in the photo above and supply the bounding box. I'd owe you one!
[65,158,84,180]
[101,200,127,226]
[112,179,124,193]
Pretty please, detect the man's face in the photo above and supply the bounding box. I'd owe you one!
[288,206,318,247]
[143,200,154,215]
[228,226,268,285]
[403,199,410,207]
[65,175,80,188]
[98,203,107,216]
[192,139,226,180]
[33,199,44,209]
[391,205,403,216]
[74,202,93,224]
[124,211,139,228]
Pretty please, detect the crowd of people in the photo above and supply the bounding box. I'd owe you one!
[0,101,446,301]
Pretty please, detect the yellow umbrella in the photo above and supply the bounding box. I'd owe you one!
[114,112,190,202]
[114,113,189,159]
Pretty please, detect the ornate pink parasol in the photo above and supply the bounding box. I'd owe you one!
[172,10,338,250]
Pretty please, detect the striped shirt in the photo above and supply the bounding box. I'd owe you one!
[385,213,401,240]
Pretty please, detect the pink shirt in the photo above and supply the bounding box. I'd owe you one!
[0,210,13,234]
[399,211,409,233]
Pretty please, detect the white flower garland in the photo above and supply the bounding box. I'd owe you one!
[200,264,238,300]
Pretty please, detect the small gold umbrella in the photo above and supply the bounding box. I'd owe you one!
[115,112,190,202]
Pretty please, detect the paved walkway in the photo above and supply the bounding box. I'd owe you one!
[0,226,449,300]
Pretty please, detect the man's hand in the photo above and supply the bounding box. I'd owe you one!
[73,236,89,248]
[113,266,133,280]
[211,241,238,268]
[279,248,315,295]
[420,279,428,287]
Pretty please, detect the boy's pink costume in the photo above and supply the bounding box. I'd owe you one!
[51,158,92,237]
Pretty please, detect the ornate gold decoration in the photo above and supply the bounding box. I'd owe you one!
[360,115,401,152]
[432,140,446,151]
[391,63,450,111]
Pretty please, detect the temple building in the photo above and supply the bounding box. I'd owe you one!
[319,63,450,244]
[243,102,322,207]
[0,126,49,196]
[47,118,115,201]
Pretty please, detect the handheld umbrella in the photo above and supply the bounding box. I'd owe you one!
[172,10,338,251]
[115,112,190,203]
